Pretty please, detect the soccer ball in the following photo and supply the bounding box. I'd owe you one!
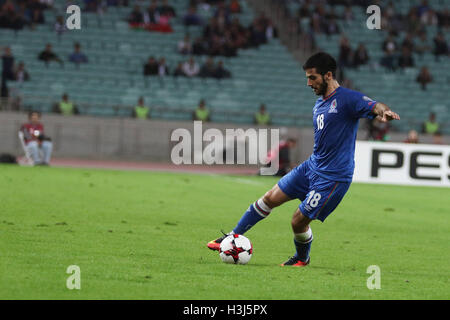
[219,234,253,265]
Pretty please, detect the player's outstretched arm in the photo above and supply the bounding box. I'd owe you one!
[372,102,401,123]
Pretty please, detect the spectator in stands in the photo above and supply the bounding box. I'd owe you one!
[192,37,207,55]
[31,7,45,25]
[193,99,210,122]
[192,12,268,58]
[214,60,231,79]
[416,0,431,18]
[20,111,53,165]
[8,9,26,31]
[382,2,402,34]
[398,47,415,69]
[401,33,415,52]
[380,51,396,71]
[416,66,433,90]
[433,32,449,61]
[144,1,159,24]
[184,5,202,26]
[178,34,192,55]
[14,61,30,83]
[382,33,398,55]
[437,8,449,30]
[158,57,170,77]
[54,93,78,115]
[199,57,216,78]
[404,130,419,144]
[132,96,150,119]
[310,6,324,34]
[182,57,200,77]
[405,8,423,36]
[223,30,238,57]
[230,17,249,48]
[1,46,14,82]
[265,18,277,41]
[143,56,159,76]
[248,16,268,47]
[157,0,176,18]
[422,112,440,135]
[173,62,186,77]
[214,1,231,27]
[297,2,310,20]
[0,1,15,29]
[69,42,88,65]
[421,8,438,26]
[254,103,271,126]
[128,5,144,24]
[368,118,390,141]
[54,15,66,36]
[338,36,353,68]
[415,31,431,58]
[38,43,63,67]
[353,43,369,68]
[324,17,340,36]
[343,5,354,25]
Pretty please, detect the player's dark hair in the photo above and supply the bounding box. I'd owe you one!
[303,52,337,78]
[28,110,41,118]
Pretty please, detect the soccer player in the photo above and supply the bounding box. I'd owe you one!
[206,52,400,266]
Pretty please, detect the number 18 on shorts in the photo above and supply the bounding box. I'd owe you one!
[278,161,351,222]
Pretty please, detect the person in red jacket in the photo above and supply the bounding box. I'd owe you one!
[20,111,53,165]
[264,138,297,176]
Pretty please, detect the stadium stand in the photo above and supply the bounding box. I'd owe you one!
[1,0,313,127]
[285,0,449,134]
[1,0,449,134]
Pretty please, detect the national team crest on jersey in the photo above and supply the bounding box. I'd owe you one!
[328,99,338,113]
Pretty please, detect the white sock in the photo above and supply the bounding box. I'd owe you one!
[253,198,272,218]
[294,227,313,244]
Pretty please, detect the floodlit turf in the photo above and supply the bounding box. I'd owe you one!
[0,164,449,300]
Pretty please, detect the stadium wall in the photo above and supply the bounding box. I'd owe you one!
[1,111,307,162]
[1,111,448,164]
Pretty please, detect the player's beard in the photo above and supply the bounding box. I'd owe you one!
[317,76,328,96]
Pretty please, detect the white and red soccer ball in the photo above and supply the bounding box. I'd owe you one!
[219,234,253,265]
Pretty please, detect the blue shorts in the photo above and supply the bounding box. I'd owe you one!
[277,161,351,222]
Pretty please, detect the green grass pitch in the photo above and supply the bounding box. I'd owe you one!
[0,165,449,300]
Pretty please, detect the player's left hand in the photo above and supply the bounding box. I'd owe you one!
[380,110,400,122]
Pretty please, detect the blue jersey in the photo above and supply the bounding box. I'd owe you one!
[308,87,377,182]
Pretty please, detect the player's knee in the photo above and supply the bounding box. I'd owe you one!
[262,185,289,209]
[262,191,278,209]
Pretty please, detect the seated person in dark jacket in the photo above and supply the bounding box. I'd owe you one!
[128,5,144,24]
[214,61,231,79]
[398,47,415,69]
[199,57,216,78]
[38,43,63,66]
[143,56,159,76]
